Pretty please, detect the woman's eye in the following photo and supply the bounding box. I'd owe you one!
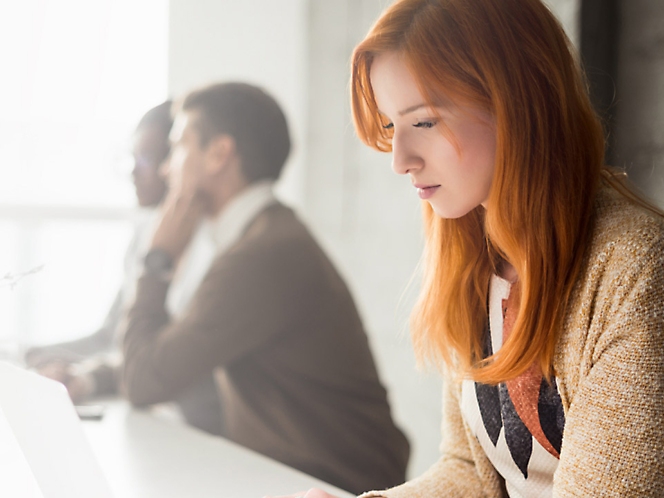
[414,120,437,129]
[382,122,394,130]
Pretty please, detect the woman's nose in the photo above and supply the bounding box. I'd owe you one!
[391,133,422,176]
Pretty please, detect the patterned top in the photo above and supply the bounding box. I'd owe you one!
[360,184,664,498]
[460,275,564,497]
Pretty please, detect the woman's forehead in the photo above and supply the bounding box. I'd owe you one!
[370,54,423,110]
[370,52,459,117]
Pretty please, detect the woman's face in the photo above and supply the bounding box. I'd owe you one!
[369,51,497,219]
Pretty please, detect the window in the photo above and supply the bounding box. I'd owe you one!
[0,0,168,359]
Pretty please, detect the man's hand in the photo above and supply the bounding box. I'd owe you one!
[35,360,94,404]
[150,185,204,263]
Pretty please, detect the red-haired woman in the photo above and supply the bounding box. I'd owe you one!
[270,0,664,496]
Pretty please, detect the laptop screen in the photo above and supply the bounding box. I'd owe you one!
[0,361,113,498]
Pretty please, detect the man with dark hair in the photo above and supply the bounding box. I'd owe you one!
[122,82,409,494]
[181,82,290,182]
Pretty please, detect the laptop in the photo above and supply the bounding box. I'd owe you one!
[0,361,113,497]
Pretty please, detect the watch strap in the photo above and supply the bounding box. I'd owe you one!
[143,248,174,281]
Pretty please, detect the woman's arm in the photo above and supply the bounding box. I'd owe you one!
[358,379,502,498]
[554,243,664,496]
[268,377,500,498]
[265,490,357,498]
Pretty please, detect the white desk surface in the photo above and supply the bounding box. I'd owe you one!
[82,402,354,498]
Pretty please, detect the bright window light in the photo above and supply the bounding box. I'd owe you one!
[0,0,168,353]
[0,0,168,207]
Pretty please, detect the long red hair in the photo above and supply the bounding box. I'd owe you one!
[351,0,607,383]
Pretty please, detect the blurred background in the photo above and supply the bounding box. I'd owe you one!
[0,0,662,479]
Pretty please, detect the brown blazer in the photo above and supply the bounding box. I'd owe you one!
[122,202,410,494]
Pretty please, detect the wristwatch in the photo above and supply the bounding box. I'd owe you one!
[143,248,174,281]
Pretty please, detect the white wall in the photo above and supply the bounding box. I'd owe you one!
[544,0,581,47]
[167,0,582,481]
[168,0,308,208]
[303,0,441,478]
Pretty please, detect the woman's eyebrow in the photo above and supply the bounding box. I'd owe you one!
[398,103,428,116]
[377,103,446,118]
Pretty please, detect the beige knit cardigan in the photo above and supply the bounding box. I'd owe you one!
[361,186,664,498]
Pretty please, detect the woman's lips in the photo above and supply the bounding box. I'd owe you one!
[416,185,440,200]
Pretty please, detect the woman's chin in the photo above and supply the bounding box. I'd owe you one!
[429,202,476,220]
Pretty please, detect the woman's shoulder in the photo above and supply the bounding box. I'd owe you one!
[555,185,664,405]
[589,185,664,268]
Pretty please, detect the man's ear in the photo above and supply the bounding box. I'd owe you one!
[204,134,237,176]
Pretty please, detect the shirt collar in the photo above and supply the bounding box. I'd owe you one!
[206,180,277,254]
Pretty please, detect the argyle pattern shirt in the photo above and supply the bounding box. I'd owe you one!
[461,275,565,498]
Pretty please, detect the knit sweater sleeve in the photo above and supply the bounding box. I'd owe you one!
[359,378,503,498]
[553,232,664,496]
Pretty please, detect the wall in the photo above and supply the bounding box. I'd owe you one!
[304,0,440,478]
[168,0,308,208]
[614,0,664,206]
[544,0,581,46]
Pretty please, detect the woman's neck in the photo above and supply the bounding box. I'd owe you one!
[497,261,518,283]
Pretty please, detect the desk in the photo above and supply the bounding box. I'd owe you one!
[82,402,354,498]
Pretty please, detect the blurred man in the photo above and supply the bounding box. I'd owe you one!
[27,101,223,435]
[25,101,172,385]
[122,82,410,494]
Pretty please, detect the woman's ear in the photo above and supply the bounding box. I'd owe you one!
[204,134,237,176]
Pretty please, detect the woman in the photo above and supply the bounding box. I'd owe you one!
[272,0,664,496]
